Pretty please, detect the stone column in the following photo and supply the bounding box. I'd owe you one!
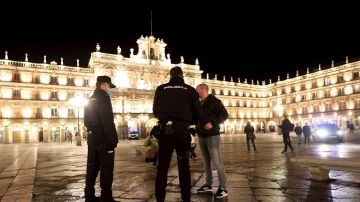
[60,127,65,142]
[3,127,10,144]
[25,130,30,143]
[43,128,50,143]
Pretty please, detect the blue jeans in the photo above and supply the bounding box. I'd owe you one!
[198,135,227,188]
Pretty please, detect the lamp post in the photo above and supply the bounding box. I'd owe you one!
[274,104,284,133]
[3,119,9,144]
[69,96,88,146]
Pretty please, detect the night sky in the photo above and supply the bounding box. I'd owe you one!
[1,3,359,82]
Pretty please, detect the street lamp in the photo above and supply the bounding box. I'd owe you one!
[69,96,88,146]
[3,119,9,144]
[274,104,284,131]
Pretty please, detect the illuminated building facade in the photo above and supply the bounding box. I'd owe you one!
[0,36,359,143]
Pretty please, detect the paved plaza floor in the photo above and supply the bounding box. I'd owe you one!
[1,132,360,201]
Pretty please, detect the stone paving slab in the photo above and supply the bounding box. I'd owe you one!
[1,132,360,201]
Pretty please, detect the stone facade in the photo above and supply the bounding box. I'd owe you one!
[0,36,359,143]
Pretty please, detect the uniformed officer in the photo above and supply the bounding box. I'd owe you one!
[84,75,118,202]
[153,66,202,202]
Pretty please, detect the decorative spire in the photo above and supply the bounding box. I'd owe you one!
[43,55,47,64]
[278,75,280,81]
[318,64,321,71]
[269,78,272,84]
[296,70,299,77]
[223,75,226,81]
[214,74,218,80]
[117,46,121,55]
[307,67,309,74]
[130,48,134,57]
[96,43,100,52]
[61,57,64,65]
[238,77,241,83]
[287,73,289,79]
[195,58,199,65]
[167,53,170,59]
[5,51,8,60]
[256,80,259,85]
[206,73,209,79]
[77,59,79,67]
[244,78,247,84]
[346,56,349,64]
[331,60,334,68]
[231,77,233,82]
[262,80,265,85]
[180,56,184,63]
[251,79,254,85]
[25,53,28,62]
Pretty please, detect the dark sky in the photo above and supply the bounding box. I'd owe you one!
[1,2,359,82]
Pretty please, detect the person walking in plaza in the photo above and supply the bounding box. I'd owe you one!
[153,66,202,202]
[294,123,303,145]
[279,116,294,153]
[303,123,311,145]
[244,121,257,152]
[195,83,229,199]
[84,76,119,202]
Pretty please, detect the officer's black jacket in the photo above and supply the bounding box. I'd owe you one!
[153,77,202,125]
[197,94,228,137]
[84,88,118,146]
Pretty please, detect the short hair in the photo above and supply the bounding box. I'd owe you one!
[170,66,183,78]
[197,83,209,91]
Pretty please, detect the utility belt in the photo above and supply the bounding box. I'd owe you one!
[158,120,190,135]
[86,127,104,136]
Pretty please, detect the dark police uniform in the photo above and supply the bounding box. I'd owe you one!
[84,76,118,201]
[153,74,202,202]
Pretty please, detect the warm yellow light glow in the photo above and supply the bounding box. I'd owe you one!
[344,85,353,95]
[114,70,130,88]
[42,108,51,118]
[74,77,84,87]
[22,107,32,118]
[20,89,32,100]
[59,108,68,118]
[223,89,229,96]
[330,88,338,97]
[2,107,12,118]
[343,72,352,81]
[58,91,68,101]
[20,72,32,83]
[317,79,324,87]
[89,79,96,87]
[0,70,12,81]
[285,86,291,94]
[40,74,50,84]
[1,89,12,99]
[40,90,50,100]
[69,96,88,108]
[58,75,67,85]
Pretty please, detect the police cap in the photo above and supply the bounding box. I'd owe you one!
[96,75,116,88]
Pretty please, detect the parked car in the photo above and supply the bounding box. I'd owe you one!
[313,123,344,143]
[128,131,140,140]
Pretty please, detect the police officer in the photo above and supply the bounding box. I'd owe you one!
[153,66,202,202]
[84,76,118,202]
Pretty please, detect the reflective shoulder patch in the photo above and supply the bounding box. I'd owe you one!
[164,85,188,90]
